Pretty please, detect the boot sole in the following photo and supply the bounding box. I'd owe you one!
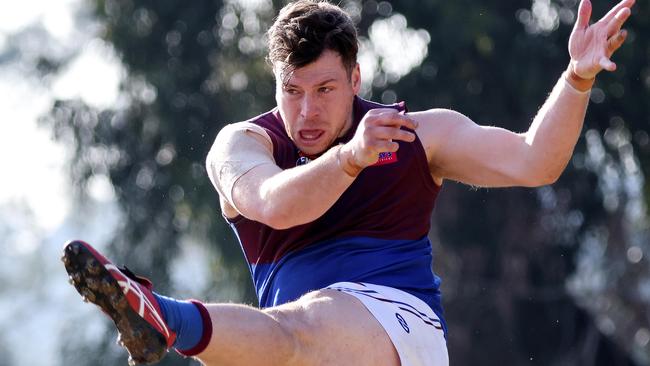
[62,240,167,365]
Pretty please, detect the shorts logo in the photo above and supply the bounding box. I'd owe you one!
[395,313,410,333]
[372,152,398,166]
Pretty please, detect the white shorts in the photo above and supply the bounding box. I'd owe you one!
[327,282,449,366]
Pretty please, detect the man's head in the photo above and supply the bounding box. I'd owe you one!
[267,0,361,156]
[267,0,358,80]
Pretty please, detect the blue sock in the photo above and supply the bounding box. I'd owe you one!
[153,293,204,351]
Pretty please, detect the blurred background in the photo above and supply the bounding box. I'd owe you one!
[1,0,648,365]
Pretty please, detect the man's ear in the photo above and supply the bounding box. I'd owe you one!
[351,63,361,94]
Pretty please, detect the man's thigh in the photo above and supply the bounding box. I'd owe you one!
[264,289,400,366]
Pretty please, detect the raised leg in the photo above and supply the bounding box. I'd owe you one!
[195,290,399,366]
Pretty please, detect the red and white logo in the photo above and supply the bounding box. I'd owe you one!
[372,152,398,166]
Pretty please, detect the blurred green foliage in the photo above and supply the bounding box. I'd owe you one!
[42,0,650,365]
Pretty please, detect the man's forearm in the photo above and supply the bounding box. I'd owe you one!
[256,145,357,229]
[523,64,592,183]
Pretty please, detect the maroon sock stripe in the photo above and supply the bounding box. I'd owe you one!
[176,300,213,357]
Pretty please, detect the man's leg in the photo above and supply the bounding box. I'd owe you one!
[195,290,400,366]
[63,240,399,365]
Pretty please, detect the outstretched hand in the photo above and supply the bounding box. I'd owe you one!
[568,0,634,80]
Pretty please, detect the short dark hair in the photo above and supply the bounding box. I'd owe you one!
[266,0,358,80]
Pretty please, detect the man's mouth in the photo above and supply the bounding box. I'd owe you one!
[298,130,325,142]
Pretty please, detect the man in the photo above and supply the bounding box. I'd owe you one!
[62,0,634,365]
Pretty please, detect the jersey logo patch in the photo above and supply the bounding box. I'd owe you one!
[372,151,398,166]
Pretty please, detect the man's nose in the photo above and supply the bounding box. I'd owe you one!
[300,93,320,120]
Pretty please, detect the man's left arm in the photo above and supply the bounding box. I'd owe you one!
[413,0,634,188]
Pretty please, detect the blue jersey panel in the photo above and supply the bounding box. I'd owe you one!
[248,236,447,335]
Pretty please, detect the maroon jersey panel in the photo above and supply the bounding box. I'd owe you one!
[228,96,441,265]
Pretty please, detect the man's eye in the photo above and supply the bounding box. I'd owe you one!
[285,89,299,95]
[319,87,332,93]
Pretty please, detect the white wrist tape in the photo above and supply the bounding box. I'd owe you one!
[206,122,275,208]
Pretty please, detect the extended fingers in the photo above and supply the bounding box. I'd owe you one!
[601,0,635,24]
[608,29,628,53]
[606,6,632,37]
[574,0,592,31]
[599,28,626,72]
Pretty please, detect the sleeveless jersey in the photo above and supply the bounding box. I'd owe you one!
[226,96,447,334]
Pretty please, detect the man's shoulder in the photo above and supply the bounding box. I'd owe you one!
[215,121,273,150]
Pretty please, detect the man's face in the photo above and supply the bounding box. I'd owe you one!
[275,50,361,156]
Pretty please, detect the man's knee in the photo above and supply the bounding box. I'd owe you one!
[261,289,398,366]
[262,290,334,360]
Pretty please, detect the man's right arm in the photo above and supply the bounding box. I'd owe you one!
[206,122,357,229]
[206,110,417,230]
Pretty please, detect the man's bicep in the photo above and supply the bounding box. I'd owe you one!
[413,109,533,187]
[205,122,280,217]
